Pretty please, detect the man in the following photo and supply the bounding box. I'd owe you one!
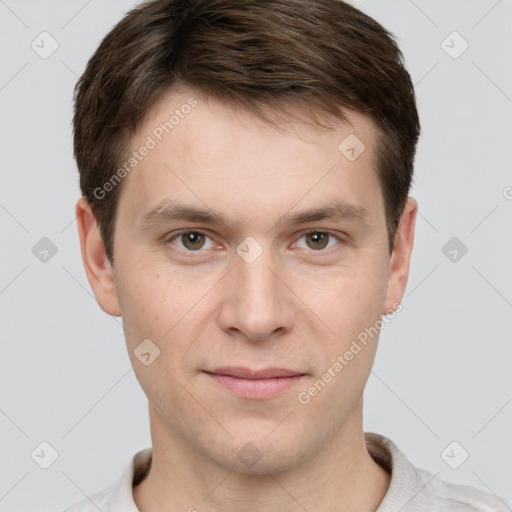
[65,0,511,510]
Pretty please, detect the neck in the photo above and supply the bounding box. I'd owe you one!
[133,401,391,512]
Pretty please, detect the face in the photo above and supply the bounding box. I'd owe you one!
[78,87,416,475]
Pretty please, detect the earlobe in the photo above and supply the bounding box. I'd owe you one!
[382,197,418,315]
[75,197,122,317]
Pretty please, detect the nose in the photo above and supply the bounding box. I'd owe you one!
[216,242,295,343]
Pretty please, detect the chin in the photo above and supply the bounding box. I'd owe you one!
[206,430,315,476]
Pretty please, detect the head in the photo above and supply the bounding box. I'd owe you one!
[75,0,419,474]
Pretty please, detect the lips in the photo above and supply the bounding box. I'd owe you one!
[206,367,304,379]
[203,367,306,399]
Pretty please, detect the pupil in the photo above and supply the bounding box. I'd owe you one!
[308,232,328,250]
[185,232,203,249]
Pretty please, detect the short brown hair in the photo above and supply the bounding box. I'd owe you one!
[73,0,420,264]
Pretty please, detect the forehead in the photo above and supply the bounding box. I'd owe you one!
[117,87,384,231]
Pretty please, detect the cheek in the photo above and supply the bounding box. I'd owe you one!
[297,270,386,415]
[298,260,387,339]
[116,259,211,377]
[114,258,176,343]
[116,266,195,403]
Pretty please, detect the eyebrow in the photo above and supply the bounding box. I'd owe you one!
[136,199,371,232]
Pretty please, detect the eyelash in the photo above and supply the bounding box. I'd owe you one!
[164,229,346,256]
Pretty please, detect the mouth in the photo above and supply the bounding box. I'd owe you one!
[203,367,307,399]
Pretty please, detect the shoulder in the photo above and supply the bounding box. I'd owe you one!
[364,433,512,512]
[61,486,112,512]
[417,467,512,511]
[60,447,151,512]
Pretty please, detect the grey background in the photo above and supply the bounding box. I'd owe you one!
[0,0,511,510]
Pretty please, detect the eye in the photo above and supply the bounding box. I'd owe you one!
[293,230,344,252]
[167,230,216,252]
[165,229,345,255]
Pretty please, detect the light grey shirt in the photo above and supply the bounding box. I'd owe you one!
[63,432,512,511]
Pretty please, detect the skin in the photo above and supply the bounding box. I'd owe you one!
[76,86,417,512]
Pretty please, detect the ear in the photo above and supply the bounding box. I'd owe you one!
[75,197,121,317]
[382,196,418,314]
